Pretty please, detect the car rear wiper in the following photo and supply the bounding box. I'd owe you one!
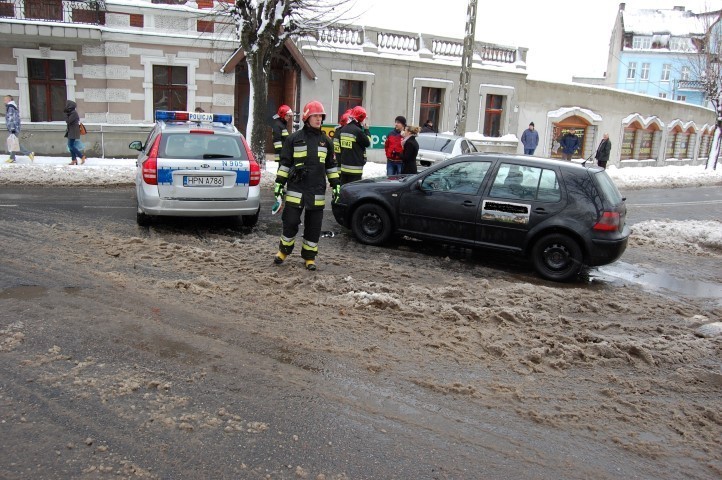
[202,154,234,159]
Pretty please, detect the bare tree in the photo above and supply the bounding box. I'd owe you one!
[218,0,353,167]
[686,9,722,169]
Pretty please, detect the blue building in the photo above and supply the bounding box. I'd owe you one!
[601,3,721,107]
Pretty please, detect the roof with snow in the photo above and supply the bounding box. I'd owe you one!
[622,7,707,36]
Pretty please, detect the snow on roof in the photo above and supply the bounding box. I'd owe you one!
[622,8,707,36]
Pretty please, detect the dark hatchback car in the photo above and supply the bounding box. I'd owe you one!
[332,154,630,282]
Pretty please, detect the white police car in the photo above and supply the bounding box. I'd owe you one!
[130,110,261,227]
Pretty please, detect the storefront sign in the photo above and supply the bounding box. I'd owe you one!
[322,125,392,150]
[620,128,635,159]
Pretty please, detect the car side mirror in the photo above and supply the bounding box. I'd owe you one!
[416,179,431,194]
[129,140,143,151]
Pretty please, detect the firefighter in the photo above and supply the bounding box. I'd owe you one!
[337,105,371,185]
[272,104,294,162]
[273,100,340,271]
[333,109,351,157]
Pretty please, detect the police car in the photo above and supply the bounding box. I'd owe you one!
[129,110,261,227]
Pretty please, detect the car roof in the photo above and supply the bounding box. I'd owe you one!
[157,121,240,135]
[452,152,602,172]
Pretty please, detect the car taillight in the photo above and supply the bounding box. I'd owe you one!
[142,136,160,185]
[241,137,261,186]
[593,211,620,231]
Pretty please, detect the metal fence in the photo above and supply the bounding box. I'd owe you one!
[0,0,106,25]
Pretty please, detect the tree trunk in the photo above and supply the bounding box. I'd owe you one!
[707,123,720,170]
[246,52,269,169]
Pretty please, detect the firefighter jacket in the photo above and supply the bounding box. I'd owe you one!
[337,120,371,176]
[275,125,339,210]
[271,117,290,161]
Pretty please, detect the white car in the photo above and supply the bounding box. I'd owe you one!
[416,133,478,167]
[129,110,261,227]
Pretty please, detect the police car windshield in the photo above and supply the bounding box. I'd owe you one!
[160,133,246,160]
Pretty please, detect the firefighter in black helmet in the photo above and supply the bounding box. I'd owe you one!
[273,100,340,271]
[337,105,371,185]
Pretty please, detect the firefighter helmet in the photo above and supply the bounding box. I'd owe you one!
[339,109,351,127]
[349,105,367,124]
[277,104,293,118]
[302,101,326,122]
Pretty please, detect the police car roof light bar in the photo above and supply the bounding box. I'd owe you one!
[155,110,233,125]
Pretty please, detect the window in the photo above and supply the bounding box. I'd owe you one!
[489,163,560,202]
[632,36,651,49]
[153,65,188,111]
[626,62,637,79]
[483,94,503,137]
[640,63,650,80]
[338,80,363,120]
[661,64,671,81]
[659,93,668,99]
[25,0,62,21]
[420,87,442,129]
[681,66,690,81]
[421,161,491,195]
[28,58,67,122]
[670,37,691,51]
[676,95,687,101]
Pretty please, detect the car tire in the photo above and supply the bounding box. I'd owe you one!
[351,203,393,246]
[242,206,260,228]
[531,233,583,282]
[136,209,152,227]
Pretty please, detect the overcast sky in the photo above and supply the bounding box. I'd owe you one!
[350,0,718,82]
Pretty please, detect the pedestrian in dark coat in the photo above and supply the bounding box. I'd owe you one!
[595,133,612,169]
[559,129,580,161]
[521,122,539,155]
[400,125,420,174]
[64,100,85,165]
[420,119,435,133]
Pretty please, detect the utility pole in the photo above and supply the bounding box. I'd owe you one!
[454,0,478,136]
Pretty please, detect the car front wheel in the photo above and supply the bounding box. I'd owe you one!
[351,203,393,246]
[531,233,583,282]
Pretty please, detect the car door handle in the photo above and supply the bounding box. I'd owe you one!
[462,200,475,207]
[534,207,548,214]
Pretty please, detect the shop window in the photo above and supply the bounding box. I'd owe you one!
[637,129,654,159]
[420,87,442,130]
[699,132,713,159]
[153,65,188,111]
[550,121,588,160]
[28,58,67,122]
[620,127,635,160]
[338,79,363,121]
[483,94,503,137]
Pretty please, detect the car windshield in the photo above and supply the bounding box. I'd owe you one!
[160,133,246,160]
[416,135,455,154]
[594,170,624,205]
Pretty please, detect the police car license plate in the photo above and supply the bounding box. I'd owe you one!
[183,176,223,187]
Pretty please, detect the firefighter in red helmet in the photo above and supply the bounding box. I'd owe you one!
[273,100,340,270]
[337,105,371,185]
[272,104,294,162]
[333,109,352,156]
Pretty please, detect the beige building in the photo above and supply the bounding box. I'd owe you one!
[0,0,715,167]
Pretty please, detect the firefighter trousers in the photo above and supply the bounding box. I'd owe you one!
[340,172,363,185]
[279,206,324,260]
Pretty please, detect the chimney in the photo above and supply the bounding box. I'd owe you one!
[619,2,625,11]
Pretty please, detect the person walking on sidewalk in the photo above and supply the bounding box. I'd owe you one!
[594,133,612,169]
[521,122,539,155]
[64,100,85,165]
[4,95,34,163]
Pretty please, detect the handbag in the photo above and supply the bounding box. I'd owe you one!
[79,123,87,135]
[6,133,19,152]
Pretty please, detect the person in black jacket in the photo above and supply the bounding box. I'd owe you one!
[271,104,294,162]
[337,105,371,185]
[400,125,420,174]
[420,119,435,133]
[273,101,340,271]
[594,133,612,169]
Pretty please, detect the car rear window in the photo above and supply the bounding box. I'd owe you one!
[160,133,247,160]
[416,135,455,153]
[594,170,623,205]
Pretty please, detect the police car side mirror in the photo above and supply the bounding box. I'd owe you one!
[129,141,143,151]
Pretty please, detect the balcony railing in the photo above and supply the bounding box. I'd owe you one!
[676,80,704,91]
[0,0,106,26]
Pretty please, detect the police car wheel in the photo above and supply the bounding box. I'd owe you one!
[136,210,152,227]
[241,206,260,228]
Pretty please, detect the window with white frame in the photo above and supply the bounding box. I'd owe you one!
[676,95,687,101]
[669,37,691,51]
[632,36,651,49]
[659,93,668,99]
[661,64,672,81]
[626,62,637,79]
[681,66,690,81]
[640,63,650,80]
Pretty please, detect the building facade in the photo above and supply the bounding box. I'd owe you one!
[0,0,716,168]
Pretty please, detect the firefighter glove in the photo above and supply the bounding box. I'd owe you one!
[332,184,341,203]
[273,182,283,197]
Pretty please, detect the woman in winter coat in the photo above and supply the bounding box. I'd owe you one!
[400,125,420,174]
[64,100,85,165]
